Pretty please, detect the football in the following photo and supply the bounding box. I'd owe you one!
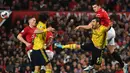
[1,11,9,19]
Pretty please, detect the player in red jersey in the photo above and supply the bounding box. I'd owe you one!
[17,16,36,61]
[92,3,110,27]
[46,31,54,59]
[91,2,124,68]
[78,1,124,71]
[45,29,54,73]
[17,15,54,62]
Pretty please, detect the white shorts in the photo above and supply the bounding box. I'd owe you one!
[107,27,116,45]
[41,50,54,70]
[27,50,32,61]
[46,50,54,60]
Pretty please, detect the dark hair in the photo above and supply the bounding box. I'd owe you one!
[93,17,100,23]
[27,15,36,21]
[91,0,101,6]
[38,12,49,23]
[27,15,36,24]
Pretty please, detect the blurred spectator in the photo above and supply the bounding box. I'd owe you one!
[23,66,31,73]
[5,61,14,73]
[32,1,40,10]
[1,0,130,12]
[69,0,78,11]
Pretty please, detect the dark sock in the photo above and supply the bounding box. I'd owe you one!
[112,52,124,68]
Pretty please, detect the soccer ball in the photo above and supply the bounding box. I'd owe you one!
[1,11,9,19]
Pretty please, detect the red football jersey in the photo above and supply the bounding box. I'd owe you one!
[46,31,53,51]
[96,8,110,27]
[20,26,36,51]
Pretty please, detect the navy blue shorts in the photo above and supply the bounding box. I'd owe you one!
[81,42,104,65]
[31,49,49,66]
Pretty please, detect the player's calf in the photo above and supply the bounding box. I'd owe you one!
[54,43,80,50]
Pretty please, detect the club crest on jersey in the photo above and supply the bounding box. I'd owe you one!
[21,30,24,32]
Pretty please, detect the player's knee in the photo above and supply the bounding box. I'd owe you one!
[46,63,52,69]
[34,66,41,72]
[76,45,81,49]
[94,64,101,70]
[107,45,115,54]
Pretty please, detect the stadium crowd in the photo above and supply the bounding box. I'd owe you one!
[0,0,130,73]
[0,11,130,73]
[0,0,130,12]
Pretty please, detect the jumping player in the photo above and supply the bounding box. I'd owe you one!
[91,1,124,69]
[31,13,54,73]
[45,29,54,73]
[55,17,110,71]
[17,16,36,62]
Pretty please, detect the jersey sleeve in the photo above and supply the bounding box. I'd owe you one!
[101,25,108,32]
[19,27,27,37]
[37,22,46,31]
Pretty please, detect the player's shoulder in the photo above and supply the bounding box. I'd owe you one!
[23,26,30,30]
[37,21,46,30]
[100,25,106,28]
[47,31,52,34]
[47,31,53,36]
[20,26,29,33]
[100,25,108,30]
[97,8,106,14]
[37,21,45,27]
[101,8,106,12]
[37,21,46,25]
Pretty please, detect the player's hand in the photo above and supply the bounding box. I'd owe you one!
[47,27,55,32]
[25,42,31,47]
[75,26,80,30]
[51,28,55,32]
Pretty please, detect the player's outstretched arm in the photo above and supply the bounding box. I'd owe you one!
[34,27,55,33]
[34,28,45,33]
[75,22,92,30]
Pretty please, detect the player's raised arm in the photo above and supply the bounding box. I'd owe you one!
[75,22,92,30]
[34,27,55,33]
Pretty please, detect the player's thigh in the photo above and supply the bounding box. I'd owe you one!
[108,38,115,45]
[107,27,115,40]
[46,50,54,60]
[34,66,41,72]
[107,27,116,45]
[31,49,49,66]
[27,50,32,61]
[107,44,116,53]
[81,42,96,51]
[46,63,52,69]
[92,49,103,65]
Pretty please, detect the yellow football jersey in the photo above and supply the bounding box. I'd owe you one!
[33,21,47,50]
[92,25,107,49]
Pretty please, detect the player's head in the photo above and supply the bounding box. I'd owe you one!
[91,17,100,29]
[38,12,49,24]
[27,15,36,27]
[92,0,101,12]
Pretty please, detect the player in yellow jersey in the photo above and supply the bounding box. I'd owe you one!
[55,17,110,71]
[31,13,54,73]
